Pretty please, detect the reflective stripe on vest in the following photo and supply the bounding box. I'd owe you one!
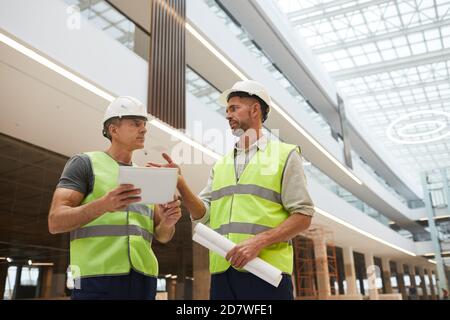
[213,222,292,245]
[70,224,153,243]
[210,184,282,204]
[127,204,154,219]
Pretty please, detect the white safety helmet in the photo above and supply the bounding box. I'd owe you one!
[218,80,271,122]
[102,96,148,139]
[103,96,148,124]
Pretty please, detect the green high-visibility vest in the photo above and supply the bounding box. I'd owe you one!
[69,151,158,279]
[209,140,299,274]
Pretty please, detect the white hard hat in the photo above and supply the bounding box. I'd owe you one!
[103,96,148,124]
[218,80,271,120]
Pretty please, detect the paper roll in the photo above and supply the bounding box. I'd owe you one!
[193,223,283,287]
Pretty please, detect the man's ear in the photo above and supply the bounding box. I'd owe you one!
[251,102,262,121]
[109,123,118,138]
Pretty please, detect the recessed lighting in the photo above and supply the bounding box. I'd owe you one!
[419,215,450,222]
[6,257,13,263]
[28,260,32,266]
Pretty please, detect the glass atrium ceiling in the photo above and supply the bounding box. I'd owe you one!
[274,0,450,185]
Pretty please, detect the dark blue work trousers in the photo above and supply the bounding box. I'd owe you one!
[71,269,157,300]
[210,267,294,300]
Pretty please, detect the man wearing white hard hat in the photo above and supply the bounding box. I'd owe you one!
[48,96,182,300]
[150,80,315,299]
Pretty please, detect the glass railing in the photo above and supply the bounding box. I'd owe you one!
[303,164,394,228]
[351,151,409,206]
[186,66,222,112]
[63,0,150,61]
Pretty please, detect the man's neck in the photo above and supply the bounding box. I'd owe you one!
[238,127,263,150]
[106,144,133,165]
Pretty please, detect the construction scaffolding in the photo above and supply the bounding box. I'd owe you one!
[293,225,339,299]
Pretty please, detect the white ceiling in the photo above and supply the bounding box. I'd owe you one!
[275,0,450,186]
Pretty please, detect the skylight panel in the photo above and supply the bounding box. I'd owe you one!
[427,39,443,51]
[396,46,411,58]
[352,54,369,66]
[425,29,441,40]
[381,48,397,60]
[377,39,393,50]
[410,42,428,54]
[408,32,424,44]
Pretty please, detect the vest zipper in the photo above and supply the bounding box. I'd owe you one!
[228,146,257,236]
[126,209,134,274]
[228,194,235,240]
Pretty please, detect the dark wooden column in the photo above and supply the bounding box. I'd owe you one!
[0,264,7,300]
[149,0,186,129]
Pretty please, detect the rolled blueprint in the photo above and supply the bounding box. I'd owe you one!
[192,223,283,287]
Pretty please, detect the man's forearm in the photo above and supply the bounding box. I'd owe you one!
[255,213,311,248]
[49,199,105,234]
[177,176,206,220]
[154,223,175,243]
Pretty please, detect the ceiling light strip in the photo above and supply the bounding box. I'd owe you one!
[315,207,416,257]
[0,32,115,102]
[150,118,221,160]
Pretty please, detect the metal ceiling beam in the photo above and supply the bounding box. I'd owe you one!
[314,19,450,54]
[289,0,394,25]
[355,97,450,114]
[286,0,362,20]
[331,48,450,80]
[345,78,450,98]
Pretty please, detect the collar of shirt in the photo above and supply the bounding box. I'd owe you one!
[234,134,268,153]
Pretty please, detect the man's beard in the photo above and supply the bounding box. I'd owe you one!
[231,121,250,137]
[232,127,245,137]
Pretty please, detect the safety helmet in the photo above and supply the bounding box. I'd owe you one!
[218,80,271,121]
[103,96,148,124]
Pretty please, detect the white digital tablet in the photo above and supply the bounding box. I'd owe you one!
[118,166,178,204]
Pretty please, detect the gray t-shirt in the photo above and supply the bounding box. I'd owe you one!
[57,153,131,195]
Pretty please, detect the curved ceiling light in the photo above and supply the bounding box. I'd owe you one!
[397,120,447,138]
[386,110,450,144]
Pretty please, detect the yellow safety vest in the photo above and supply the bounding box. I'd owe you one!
[69,151,158,279]
[209,140,299,274]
